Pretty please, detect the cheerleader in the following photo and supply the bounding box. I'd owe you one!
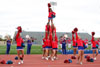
[72,31,77,57]
[48,3,56,24]
[62,37,67,54]
[51,34,58,61]
[26,35,32,54]
[45,36,51,60]
[91,32,98,60]
[74,28,84,65]
[84,38,88,48]
[6,36,11,54]
[45,22,50,39]
[67,38,72,49]
[15,26,24,64]
[42,38,46,59]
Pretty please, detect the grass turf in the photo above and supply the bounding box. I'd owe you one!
[0,44,92,54]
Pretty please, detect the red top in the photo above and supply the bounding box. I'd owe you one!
[91,35,96,48]
[52,34,58,48]
[72,34,76,46]
[45,39,51,47]
[76,32,83,47]
[95,41,99,45]
[45,25,51,39]
[16,32,23,47]
[42,38,46,48]
[48,12,56,18]
[52,41,58,48]
[84,39,88,44]
[67,39,71,44]
[51,27,56,34]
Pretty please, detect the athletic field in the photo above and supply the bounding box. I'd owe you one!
[0,45,92,54]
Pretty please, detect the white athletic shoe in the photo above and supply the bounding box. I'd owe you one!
[48,56,50,58]
[80,62,83,65]
[42,57,45,59]
[45,57,48,60]
[18,62,21,65]
[51,58,54,61]
[94,57,96,60]
[20,60,24,64]
[54,56,58,60]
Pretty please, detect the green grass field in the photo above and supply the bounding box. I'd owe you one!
[0,45,43,54]
[0,44,92,54]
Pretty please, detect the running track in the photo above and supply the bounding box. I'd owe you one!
[0,54,100,67]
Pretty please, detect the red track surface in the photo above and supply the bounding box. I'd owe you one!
[0,54,100,67]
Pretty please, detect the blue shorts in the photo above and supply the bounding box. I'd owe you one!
[92,47,97,49]
[78,46,84,50]
[45,46,52,49]
[73,46,77,48]
[16,46,23,50]
[53,48,57,50]
[48,17,53,20]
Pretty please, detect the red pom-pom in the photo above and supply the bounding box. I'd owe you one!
[17,26,22,32]
[92,32,95,36]
[64,59,70,63]
[72,31,75,34]
[71,56,76,59]
[74,27,78,32]
[48,3,51,7]
[0,60,6,64]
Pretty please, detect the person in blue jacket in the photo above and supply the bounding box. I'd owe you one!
[62,37,67,54]
[6,36,11,54]
[26,35,32,54]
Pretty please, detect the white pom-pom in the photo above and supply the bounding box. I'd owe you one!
[26,35,30,39]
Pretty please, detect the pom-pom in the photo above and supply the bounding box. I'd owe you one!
[17,26,22,32]
[71,56,76,59]
[15,56,18,60]
[92,32,95,35]
[0,60,6,64]
[74,27,78,32]
[48,3,51,7]
[6,60,13,64]
[72,31,75,34]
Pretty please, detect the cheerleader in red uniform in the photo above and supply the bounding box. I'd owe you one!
[48,3,56,25]
[45,22,50,39]
[42,38,46,59]
[72,31,77,57]
[15,26,24,64]
[91,32,98,60]
[97,39,100,49]
[74,28,84,65]
[45,36,51,60]
[51,34,58,61]
[84,38,88,48]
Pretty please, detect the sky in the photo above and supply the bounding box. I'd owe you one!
[0,0,100,38]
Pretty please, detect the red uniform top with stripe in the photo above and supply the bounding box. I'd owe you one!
[45,25,51,39]
[76,32,83,47]
[67,38,71,44]
[97,39,100,45]
[84,39,88,45]
[42,38,46,48]
[51,27,56,35]
[91,35,96,48]
[52,34,58,48]
[48,8,56,18]
[16,32,23,47]
[72,34,76,46]
[95,41,99,45]
[45,39,51,47]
